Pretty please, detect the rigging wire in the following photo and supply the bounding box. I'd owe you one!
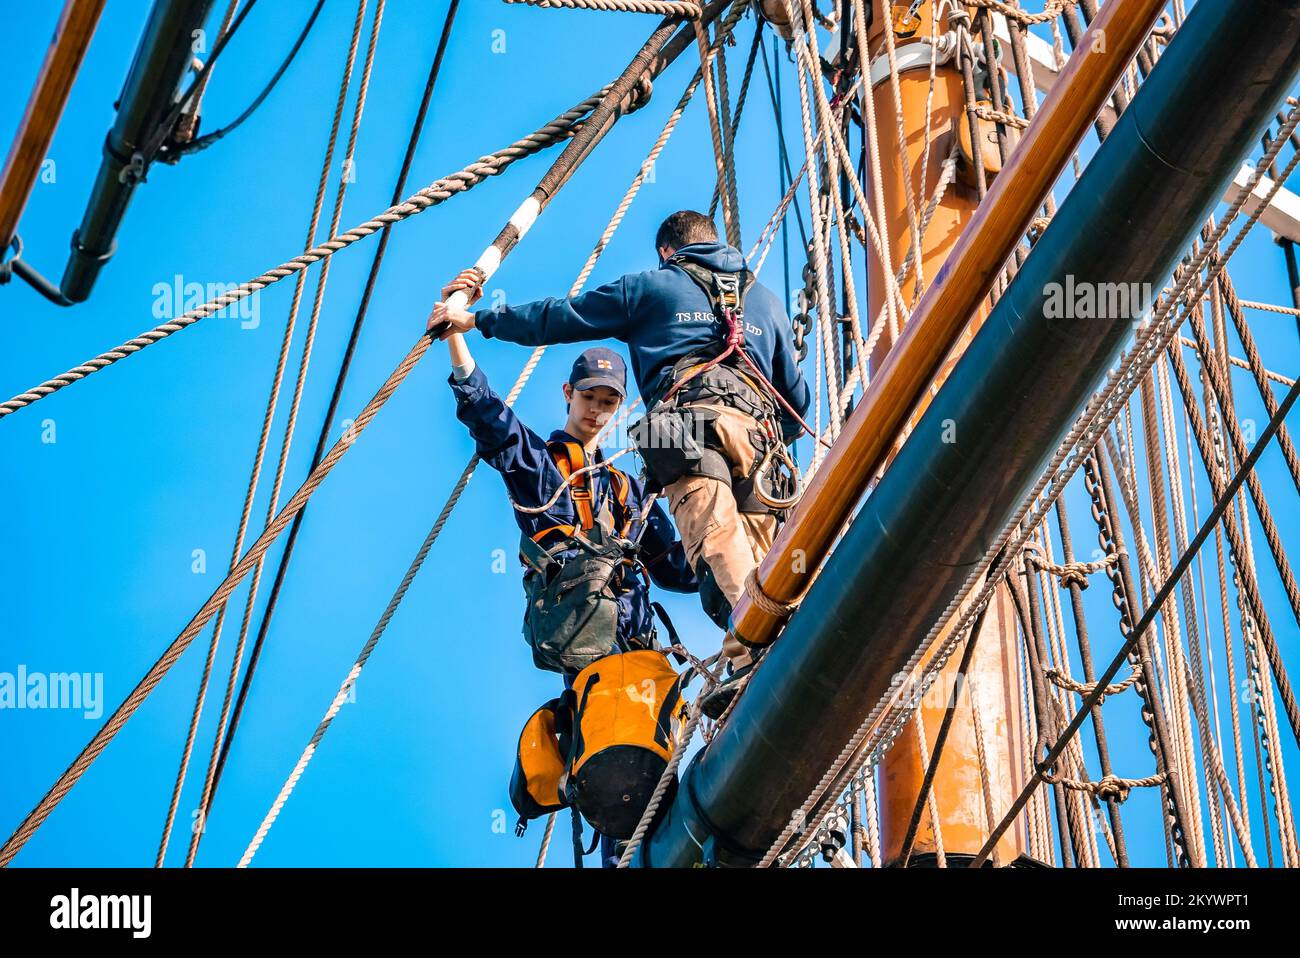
[202,0,463,834]
[137,0,261,164]
[167,0,328,159]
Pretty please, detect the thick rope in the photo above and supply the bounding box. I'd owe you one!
[186,0,386,869]
[694,16,741,247]
[761,102,1300,869]
[617,657,728,867]
[236,9,748,864]
[968,0,1076,26]
[534,812,558,867]
[200,0,464,840]
[1048,773,1166,805]
[0,334,432,868]
[1,10,739,857]
[781,0,840,434]
[1027,550,1121,590]
[156,0,374,867]
[1238,299,1300,316]
[0,89,617,419]
[1045,665,1141,703]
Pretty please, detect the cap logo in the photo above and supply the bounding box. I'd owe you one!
[596,359,612,369]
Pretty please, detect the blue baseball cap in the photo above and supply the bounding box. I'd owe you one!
[568,347,627,397]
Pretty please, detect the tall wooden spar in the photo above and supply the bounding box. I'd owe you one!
[863,0,1030,865]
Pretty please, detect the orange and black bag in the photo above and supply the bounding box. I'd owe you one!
[566,649,688,840]
[508,692,574,833]
[509,650,688,841]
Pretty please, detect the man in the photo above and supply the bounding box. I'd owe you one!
[444,329,696,868]
[445,333,697,668]
[433,210,811,717]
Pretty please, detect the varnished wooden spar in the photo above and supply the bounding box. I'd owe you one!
[857,0,1028,868]
[0,0,105,251]
[632,0,1298,868]
[726,0,1169,648]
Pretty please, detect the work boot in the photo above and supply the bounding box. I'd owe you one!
[699,660,755,720]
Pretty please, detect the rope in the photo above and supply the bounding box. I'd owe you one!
[618,655,729,867]
[876,0,924,304]
[509,446,637,514]
[782,0,840,431]
[503,0,702,13]
[1027,550,1121,590]
[710,20,762,219]
[157,0,375,867]
[1044,665,1141,703]
[238,442,487,867]
[187,0,386,869]
[1178,336,1296,387]
[1046,772,1166,805]
[0,334,432,868]
[973,104,1030,130]
[744,565,802,616]
[535,812,558,867]
[1155,344,1259,864]
[0,88,616,419]
[235,7,748,864]
[1220,272,1300,487]
[4,5,738,862]
[200,0,463,835]
[967,0,1077,25]
[1238,299,1300,316]
[761,100,1300,871]
[694,16,741,247]
[974,373,1300,867]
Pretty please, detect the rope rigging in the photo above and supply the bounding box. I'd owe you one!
[5,0,1300,872]
[166,0,328,159]
[157,0,380,868]
[0,0,749,868]
[202,0,464,838]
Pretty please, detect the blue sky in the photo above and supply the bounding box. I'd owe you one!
[2,1,1299,868]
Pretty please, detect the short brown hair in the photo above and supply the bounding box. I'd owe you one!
[655,210,718,251]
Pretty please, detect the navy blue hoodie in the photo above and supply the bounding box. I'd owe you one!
[475,242,811,435]
[448,365,697,661]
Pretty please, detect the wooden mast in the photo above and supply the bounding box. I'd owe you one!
[863,0,1029,866]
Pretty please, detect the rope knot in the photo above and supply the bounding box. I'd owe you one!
[622,72,655,115]
[744,567,802,618]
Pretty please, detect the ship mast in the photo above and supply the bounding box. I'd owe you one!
[863,0,1029,867]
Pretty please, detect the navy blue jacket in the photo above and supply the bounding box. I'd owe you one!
[475,242,812,436]
[449,365,698,650]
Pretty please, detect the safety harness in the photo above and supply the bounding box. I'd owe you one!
[517,440,655,675]
[631,256,805,517]
[530,439,633,548]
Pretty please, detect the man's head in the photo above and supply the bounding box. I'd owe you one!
[655,209,719,263]
[563,347,626,445]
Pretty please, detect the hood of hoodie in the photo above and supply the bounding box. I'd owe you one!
[664,241,746,273]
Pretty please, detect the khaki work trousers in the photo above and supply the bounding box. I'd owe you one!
[663,402,776,668]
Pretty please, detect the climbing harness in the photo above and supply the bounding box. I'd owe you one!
[630,254,812,521]
[518,440,658,674]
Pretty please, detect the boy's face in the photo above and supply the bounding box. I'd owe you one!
[563,383,622,445]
